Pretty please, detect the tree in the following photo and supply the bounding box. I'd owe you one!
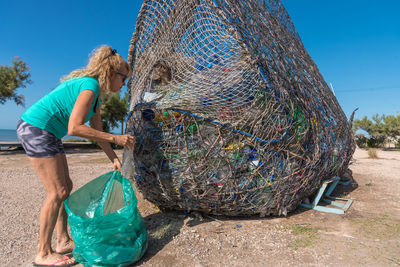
[353,114,400,148]
[0,57,32,106]
[370,114,385,139]
[352,116,372,133]
[382,115,400,142]
[100,91,129,134]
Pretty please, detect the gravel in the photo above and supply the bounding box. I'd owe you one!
[1,148,400,266]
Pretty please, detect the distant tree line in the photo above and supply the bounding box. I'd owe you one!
[353,114,400,148]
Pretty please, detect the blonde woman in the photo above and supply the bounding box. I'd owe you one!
[16,46,134,266]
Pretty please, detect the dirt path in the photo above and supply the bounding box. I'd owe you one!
[1,148,399,266]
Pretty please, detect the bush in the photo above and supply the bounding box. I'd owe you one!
[355,134,368,148]
[366,136,385,148]
[355,134,386,149]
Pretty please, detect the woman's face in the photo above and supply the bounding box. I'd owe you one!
[110,68,128,92]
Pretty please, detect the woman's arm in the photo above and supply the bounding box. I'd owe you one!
[68,90,135,146]
[89,108,124,171]
[68,90,135,170]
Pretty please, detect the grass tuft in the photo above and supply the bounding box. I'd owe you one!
[352,215,400,240]
[368,148,379,159]
[287,225,319,250]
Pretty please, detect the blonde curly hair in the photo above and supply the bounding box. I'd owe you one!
[61,45,132,95]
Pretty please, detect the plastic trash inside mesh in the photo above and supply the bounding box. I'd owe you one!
[123,0,355,216]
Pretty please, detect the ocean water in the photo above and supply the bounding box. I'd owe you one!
[0,129,85,141]
[0,129,18,141]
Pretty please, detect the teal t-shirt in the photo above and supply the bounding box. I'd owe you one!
[21,77,101,139]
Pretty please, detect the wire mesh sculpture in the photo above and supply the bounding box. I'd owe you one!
[122,0,355,216]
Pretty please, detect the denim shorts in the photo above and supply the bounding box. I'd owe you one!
[16,120,65,158]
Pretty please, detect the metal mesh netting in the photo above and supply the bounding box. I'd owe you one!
[122,0,355,216]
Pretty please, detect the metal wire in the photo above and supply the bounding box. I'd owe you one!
[123,0,355,216]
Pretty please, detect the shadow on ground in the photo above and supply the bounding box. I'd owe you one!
[132,211,185,265]
[131,173,359,265]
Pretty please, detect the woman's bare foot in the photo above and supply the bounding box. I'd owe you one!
[55,239,75,254]
[34,253,76,266]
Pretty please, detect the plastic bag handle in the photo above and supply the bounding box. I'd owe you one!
[95,171,121,216]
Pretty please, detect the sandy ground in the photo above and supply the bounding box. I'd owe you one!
[0,148,399,266]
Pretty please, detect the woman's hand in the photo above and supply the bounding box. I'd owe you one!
[113,134,135,150]
[113,158,122,172]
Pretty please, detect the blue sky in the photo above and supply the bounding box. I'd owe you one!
[1,0,399,130]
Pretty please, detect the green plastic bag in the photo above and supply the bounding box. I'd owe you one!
[64,171,148,266]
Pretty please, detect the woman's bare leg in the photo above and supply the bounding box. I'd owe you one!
[55,154,74,253]
[29,154,75,265]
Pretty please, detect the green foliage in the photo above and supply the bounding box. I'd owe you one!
[382,115,400,141]
[355,133,368,148]
[353,114,400,148]
[287,225,319,250]
[366,136,386,148]
[0,57,32,106]
[100,91,128,133]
